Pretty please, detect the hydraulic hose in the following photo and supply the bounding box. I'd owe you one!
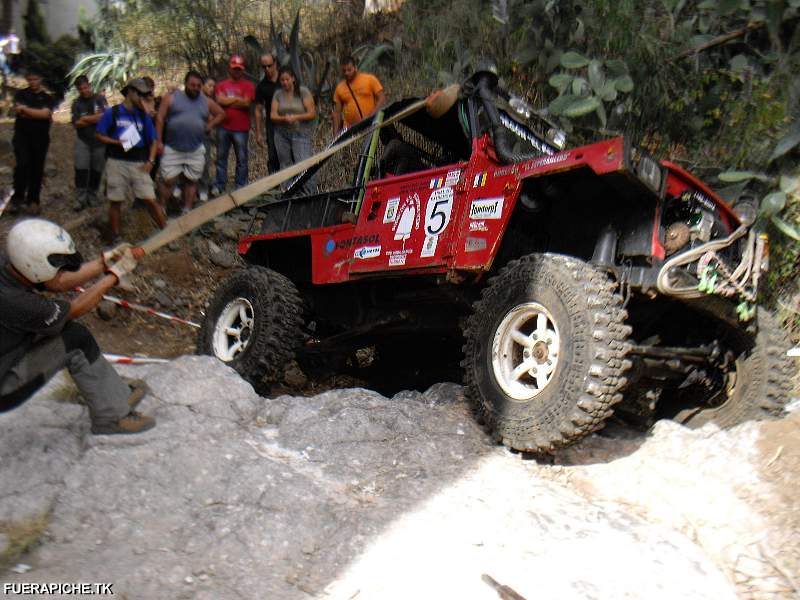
[656,225,748,298]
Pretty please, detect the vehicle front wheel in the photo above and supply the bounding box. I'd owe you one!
[462,254,632,453]
[676,308,794,428]
[197,266,304,391]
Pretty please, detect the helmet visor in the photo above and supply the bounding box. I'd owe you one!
[47,252,83,273]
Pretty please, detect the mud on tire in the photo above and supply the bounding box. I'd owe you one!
[462,253,632,453]
[678,308,794,429]
[197,266,304,391]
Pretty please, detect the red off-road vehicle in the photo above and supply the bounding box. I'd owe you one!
[199,69,793,453]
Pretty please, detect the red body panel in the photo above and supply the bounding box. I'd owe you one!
[240,134,727,285]
[661,160,740,232]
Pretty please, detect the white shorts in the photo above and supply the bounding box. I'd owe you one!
[160,145,205,182]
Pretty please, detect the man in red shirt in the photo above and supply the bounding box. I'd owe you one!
[213,55,255,193]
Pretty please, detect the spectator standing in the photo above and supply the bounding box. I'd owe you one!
[271,67,316,194]
[8,69,55,216]
[198,76,217,201]
[213,55,255,194]
[95,78,166,243]
[70,75,108,210]
[254,53,280,174]
[0,218,155,434]
[2,31,20,74]
[155,71,225,214]
[332,56,386,135]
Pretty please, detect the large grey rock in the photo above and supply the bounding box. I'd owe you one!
[0,357,761,599]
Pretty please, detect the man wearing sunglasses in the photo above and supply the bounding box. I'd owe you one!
[95,78,167,243]
[254,53,280,174]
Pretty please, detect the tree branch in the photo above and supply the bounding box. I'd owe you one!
[669,22,764,63]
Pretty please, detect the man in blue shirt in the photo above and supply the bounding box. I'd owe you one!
[95,78,167,243]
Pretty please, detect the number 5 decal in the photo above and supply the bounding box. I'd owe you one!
[424,186,454,236]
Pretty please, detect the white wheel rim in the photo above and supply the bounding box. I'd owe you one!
[491,302,561,401]
[212,298,255,362]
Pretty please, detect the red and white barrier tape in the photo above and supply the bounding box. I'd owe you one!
[76,287,201,329]
[103,353,170,365]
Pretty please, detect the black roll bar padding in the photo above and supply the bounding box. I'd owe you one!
[474,75,548,166]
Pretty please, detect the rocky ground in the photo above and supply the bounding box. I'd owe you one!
[0,357,798,599]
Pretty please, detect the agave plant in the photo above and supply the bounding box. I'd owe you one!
[67,48,139,93]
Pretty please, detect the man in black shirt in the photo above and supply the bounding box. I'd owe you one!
[71,75,108,210]
[254,52,280,174]
[0,218,155,434]
[9,69,56,216]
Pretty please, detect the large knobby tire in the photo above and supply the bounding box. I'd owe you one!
[678,308,794,428]
[197,266,304,390]
[462,254,632,453]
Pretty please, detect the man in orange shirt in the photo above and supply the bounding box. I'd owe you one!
[333,56,386,135]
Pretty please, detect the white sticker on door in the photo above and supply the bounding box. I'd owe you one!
[469,197,504,220]
[420,235,438,258]
[354,245,381,259]
[383,197,400,223]
[424,186,454,237]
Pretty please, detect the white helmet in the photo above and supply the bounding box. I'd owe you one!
[6,219,83,283]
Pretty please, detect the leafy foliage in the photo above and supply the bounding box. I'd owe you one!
[546,53,634,129]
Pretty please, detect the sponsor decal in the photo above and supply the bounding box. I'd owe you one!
[445,169,461,187]
[393,193,421,246]
[325,234,380,255]
[469,197,504,220]
[388,253,407,266]
[494,165,518,177]
[424,186,454,237]
[472,172,487,188]
[429,176,444,189]
[521,152,569,172]
[383,197,400,223]
[464,237,487,253]
[420,235,438,258]
[499,113,555,156]
[470,220,489,232]
[354,245,381,259]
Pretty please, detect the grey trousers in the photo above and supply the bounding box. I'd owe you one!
[274,126,315,195]
[0,322,130,423]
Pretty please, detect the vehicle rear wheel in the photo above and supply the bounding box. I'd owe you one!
[462,253,632,453]
[676,308,794,428]
[197,266,304,391]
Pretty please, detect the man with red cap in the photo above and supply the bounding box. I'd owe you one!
[213,55,256,194]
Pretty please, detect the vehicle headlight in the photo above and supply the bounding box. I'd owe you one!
[634,152,663,193]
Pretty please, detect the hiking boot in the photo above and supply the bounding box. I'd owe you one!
[91,411,156,435]
[124,378,149,409]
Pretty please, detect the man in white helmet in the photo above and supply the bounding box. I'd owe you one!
[0,219,155,434]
